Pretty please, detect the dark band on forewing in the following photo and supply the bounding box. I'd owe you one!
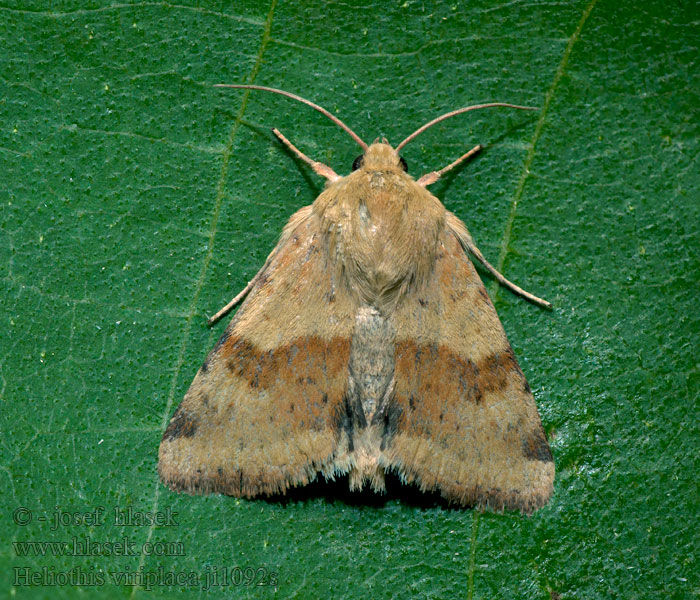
[220,335,350,391]
[394,341,525,409]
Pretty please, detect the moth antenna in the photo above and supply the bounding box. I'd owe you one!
[215,84,368,151]
[396,103,537,151]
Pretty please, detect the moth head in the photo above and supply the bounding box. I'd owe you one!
[352,141,408,173]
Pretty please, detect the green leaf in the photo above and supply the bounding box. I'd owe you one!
[2,1,697,598]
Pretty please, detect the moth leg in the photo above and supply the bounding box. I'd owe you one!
[446,213,552,309]
[207,247,279,326]
[272,128,340,182]
[417,144,482,186]
[207,205,314,326]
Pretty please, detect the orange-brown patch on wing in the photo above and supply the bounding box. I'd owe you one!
[222,335,350,392]
[394,341,524,417]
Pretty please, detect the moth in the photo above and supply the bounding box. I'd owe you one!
[158,85,555,513]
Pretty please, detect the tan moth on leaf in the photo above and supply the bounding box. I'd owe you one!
[158,85,555,514]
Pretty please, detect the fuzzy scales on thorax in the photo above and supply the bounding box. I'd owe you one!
[313,144,446,315]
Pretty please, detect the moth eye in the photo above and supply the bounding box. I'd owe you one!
[352,155,364,171]
[399,156,408,172]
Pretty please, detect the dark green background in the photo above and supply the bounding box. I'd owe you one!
[2,1,697,598]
